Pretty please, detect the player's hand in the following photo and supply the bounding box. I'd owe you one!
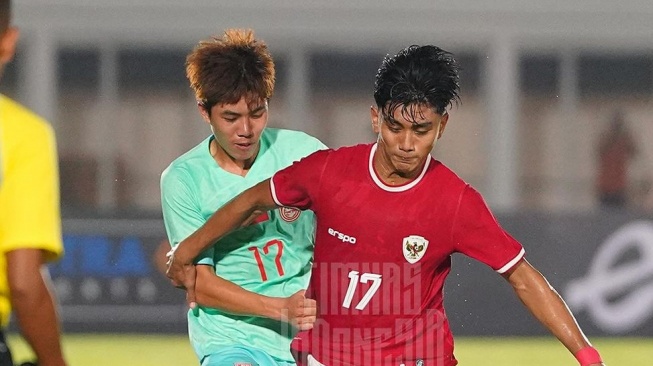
[281,290,317,331]
[166,245,197,309]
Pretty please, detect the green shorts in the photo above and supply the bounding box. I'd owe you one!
[200,345,296,366]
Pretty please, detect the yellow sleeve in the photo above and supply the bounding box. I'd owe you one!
[0,114,63,261]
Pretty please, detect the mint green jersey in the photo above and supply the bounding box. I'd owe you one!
[161,128,326,363]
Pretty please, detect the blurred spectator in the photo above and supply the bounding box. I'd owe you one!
[596,111,637,209]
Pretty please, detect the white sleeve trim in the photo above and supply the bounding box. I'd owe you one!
[496,247,525,274]
[307,355,326,366]
[270,174,283,206]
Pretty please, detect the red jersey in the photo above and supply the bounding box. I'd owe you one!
[272,143,524,366]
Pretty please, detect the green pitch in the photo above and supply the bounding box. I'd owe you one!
[8,334,651,365]
[454,337,650,365]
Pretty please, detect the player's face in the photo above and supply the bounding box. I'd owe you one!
[200,96,268,168]
[371,103,448,180]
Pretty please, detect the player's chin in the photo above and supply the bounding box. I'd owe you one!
[395,165,420,177]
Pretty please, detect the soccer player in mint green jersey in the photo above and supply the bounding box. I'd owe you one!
[161,29,324,366]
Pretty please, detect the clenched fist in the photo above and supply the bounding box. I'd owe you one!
[279,290,317,331]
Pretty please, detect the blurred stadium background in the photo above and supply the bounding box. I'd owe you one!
[3,1,652,364]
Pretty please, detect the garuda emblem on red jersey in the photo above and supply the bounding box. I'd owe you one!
[403,235,429,264]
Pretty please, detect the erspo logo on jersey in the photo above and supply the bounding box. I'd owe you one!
[328,228,357,244]
[564,220,653,333]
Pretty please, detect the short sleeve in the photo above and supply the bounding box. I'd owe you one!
[160,166,214,265]
[452,185,524,273]
[311,136,328,152]
[0,122,62,261]
[270,149,330,210]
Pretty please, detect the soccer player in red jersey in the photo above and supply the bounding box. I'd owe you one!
[168,45,605,366]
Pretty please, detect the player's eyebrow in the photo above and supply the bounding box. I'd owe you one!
[220,104,267,117]
[249,105,267,114]
[382,113,401,125]
[221,110,241,117]
[384,113,432,129]
[411,121,433,129]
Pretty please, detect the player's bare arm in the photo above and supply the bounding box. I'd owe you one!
[195,265,316,330]
[502,259,605,366]
[166,179,279,304]
[7,249,67,366]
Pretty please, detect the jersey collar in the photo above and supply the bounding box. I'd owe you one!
[368,143,431,192]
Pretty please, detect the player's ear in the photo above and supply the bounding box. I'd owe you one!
[197,101,211,124]
[370,106,381,134]
[437,112,449,139]
[0,27,19,64]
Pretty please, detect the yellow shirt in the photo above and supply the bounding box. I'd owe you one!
[0,94,63,327]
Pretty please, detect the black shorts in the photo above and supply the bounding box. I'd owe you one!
[0,330,13,366]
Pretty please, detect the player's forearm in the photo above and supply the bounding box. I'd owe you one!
[177,180,278,263]
[11,272,66,366]
[506,261,592,354]
[513,283,604,365]
[195,267,283,320]
[516,282,589,352]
